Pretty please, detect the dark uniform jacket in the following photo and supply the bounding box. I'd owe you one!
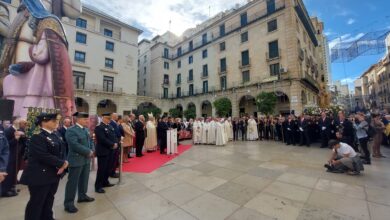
[157,121,169,146]
[20,129,66,186]
[65,125,94,167]
[134,121,145,139]
[94,123,117,157]
[318,117,331,133]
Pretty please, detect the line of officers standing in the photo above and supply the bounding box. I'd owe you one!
[230,111,356,150]
[17,111,138,220]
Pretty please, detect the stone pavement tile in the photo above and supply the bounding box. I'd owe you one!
[143,174,182,192]
[208,167,244,180]
[368,202,390,220]
[365,186,390,206]
[157,163,186,174]
[181,192,240,220]
[307,190,370,220]
[191,162,220,173]
[128,170,164,183]
[247,167,283,179]
[315,179,366,200]
[258,161,289,171]
[169,169,203,182]
[117,193,177,220]
[226,207,277,220]
[277,172,319,188]
[84,209,125,220]
[173,158,201,167]
[208,158,233,167]
[297,205,360,220]
[54,196,116,220]
[263,181,312,203]
[155,208,197,220]
[210,182,261,205]
[186,175,227,191]
[244,192,305,220]
[159,183,205,206]
[232,174,273,191]
[224,162,258,172]
[105,183,154,207]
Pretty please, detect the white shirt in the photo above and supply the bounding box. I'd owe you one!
[333,142,357,158]
[41,128,53,134]
[76,123,83,129]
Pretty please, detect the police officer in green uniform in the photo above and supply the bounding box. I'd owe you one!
[21,113,68,220]
[64,112,95,213]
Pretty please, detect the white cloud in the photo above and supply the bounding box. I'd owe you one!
[328,33,364,50]
[82,0,248,39]
[347,18,355,25]
[340,77,357,85]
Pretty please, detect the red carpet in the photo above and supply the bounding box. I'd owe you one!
[121,145,192,173]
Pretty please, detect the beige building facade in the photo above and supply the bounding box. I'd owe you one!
[3,0,142,116]
[360,55,390,110]
[138,0,329,117]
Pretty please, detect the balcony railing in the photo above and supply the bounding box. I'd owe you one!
[218,67,227,75]
[176,80,182,85]
[302,72,319,89]
[75,83,122,94]
[162,79,170,86]
[187,77,194,82]
[239,58,251,69]
[266,49,281,61]
[201,72,209,79]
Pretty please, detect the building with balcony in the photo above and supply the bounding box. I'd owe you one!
[138,0,329,117]
[360,54,390,111]
[4,0,142,115]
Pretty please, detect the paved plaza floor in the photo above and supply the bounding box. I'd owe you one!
[1,140,390,220]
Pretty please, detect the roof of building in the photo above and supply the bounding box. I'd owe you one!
[82,3,143,34]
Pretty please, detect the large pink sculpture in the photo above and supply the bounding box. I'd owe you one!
[0,0,81,118]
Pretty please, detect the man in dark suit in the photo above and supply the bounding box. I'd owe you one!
[109,113,121,178]
[20,113,68,220]
[0,125,9,195]
[286,115,296,145]
[64,112,95,213]
[335,111,356,151]
[238,118,246,141]
[1,118,26,197]
[157,116,169,154]
[298,114,311,147]
[94,113,118,193]
[318,112,331,148]
[134,115,146,157]
[232,118,239,141]
[57,117,72,155]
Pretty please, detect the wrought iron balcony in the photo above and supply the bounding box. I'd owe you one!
[239,58,251,69]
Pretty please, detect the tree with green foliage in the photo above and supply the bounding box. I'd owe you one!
[213,97,232,117]
[169,108,182,118]
[256,92,277,115]
[184,106,196,119]
[139,107,162,118]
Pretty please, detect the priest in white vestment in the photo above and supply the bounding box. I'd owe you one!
[247,116,259,140]
[193,119,203,144]
[202,119,209,144]
[216,119,226,146]
[145,113,158,151]
[208,119,216,144]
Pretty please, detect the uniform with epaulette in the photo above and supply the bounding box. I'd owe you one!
[63,112,95,213]
[20,113,67,220]
[94,113,118,193]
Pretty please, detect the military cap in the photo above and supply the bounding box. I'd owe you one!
[102,112,111,117]
[73,112,89,118]
[35,113,59,125]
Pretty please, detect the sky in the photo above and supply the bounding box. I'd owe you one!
[83,0,390,90]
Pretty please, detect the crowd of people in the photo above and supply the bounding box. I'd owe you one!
[0,109,389,219]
